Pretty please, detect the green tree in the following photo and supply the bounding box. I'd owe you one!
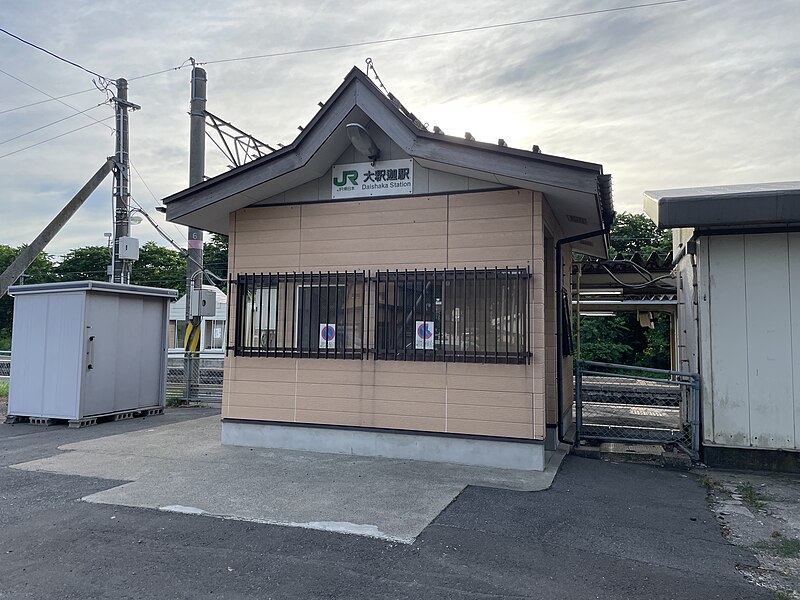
[54,246,110,281]
[0,245,57,350]
[575,212,673,369]
[203,234,228,291]
[609,212,672,256]
[131,242,187,293]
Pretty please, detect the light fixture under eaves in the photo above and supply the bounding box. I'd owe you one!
[346,123,380,164]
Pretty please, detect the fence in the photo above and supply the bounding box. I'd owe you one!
[0,351,9,379]
[166,354,224,403]
[575,360,700,458]
[0,350,222,402]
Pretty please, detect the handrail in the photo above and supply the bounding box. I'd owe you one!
[577,360,698,379]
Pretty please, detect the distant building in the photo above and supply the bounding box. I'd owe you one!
[162,67,614,470]
[646,182,800,470]
[168,286,227,354]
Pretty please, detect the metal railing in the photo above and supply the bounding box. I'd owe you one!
[233,271,367,359]
[374,267,530,364]
[575,360,700,458]
[231,268,531,365]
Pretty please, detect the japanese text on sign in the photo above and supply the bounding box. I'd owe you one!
[332,159,414,199]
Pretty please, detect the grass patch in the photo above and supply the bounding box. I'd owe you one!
[165,396,184,408]
[773,591,792,600]
[697,474,722,491]
[774,537,800,558]
[0,380,8,399]
[737,482,765,512]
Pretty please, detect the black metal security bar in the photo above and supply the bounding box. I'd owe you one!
[374,267,531,364]
[232,271,367,359]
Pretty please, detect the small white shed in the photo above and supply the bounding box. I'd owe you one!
[645,182,800,469]
[7,281,177,426]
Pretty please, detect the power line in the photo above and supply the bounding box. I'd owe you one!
[0,103,108,146]
[198,0,690,66]
[0,26,111,81]
[128,62,194,83]
[0,88,97,116]
[129,198,224,283]
[0,116,114,160]
[129,160,188,242]
[0,68,114,132]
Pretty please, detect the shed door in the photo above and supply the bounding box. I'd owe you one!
[81,293,166,416]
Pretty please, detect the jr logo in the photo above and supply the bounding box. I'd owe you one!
[333,170,358,187]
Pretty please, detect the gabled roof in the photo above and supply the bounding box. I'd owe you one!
[163,67,614,255]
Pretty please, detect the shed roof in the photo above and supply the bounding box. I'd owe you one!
[644,182,800,229]
[7,281,178,299]
[163,67,614,256]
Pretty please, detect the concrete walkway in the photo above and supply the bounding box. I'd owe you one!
[11,415,567,543]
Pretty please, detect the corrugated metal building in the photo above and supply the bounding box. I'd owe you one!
[163,67,614,470]
[646,182,800,469]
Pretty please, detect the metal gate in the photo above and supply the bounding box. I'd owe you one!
[575,361,700,459]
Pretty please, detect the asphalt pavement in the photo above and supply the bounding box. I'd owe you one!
[0,407,769,599]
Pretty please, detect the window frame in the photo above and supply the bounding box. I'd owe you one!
[233,271,367,359]
[231,268,529,364]
[373,267,530,365]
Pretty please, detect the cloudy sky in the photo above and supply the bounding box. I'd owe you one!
[1,0,798,258]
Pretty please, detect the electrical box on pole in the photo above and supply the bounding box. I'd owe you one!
[190,288,216,318]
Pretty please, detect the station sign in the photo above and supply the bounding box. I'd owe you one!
[331,159,413,199]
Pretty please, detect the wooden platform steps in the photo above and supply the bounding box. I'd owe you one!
[4,406,164,428]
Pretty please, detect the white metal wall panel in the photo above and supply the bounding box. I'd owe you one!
[700,233,800,451]
[789,234,800,450]
[743,234,794,449]
[706,235,751,446]
[675,253,699,375]
[8,293,84,419]
[697,240,714,444]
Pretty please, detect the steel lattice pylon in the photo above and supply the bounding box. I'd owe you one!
[204,110,275,168]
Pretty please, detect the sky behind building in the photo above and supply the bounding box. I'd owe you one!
[1,0,797,256]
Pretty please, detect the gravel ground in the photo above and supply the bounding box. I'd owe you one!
[697,467,800,598]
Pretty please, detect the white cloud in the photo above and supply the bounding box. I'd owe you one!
[1,0,798,257]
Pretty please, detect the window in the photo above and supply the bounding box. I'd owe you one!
[204,319,226,350]
[375,268,530,364]
[234,272,367,358]
[168,320,187,350]
[232,268,529,364]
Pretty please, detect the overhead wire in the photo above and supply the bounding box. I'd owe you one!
[0,116,114,160]
[129,160,188,243]
[197,0,690,66]
[0,27,111,81]
[129,198,225,284]
[0,68,114,132]
[0,102,108,146]
[0,88,97,115]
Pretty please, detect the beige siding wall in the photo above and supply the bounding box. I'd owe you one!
[224,189,546,440]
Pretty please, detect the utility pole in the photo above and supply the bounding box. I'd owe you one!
[184,64,207,401]
[111,78,140,284]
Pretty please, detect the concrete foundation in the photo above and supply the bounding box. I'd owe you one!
[221,420,546,471]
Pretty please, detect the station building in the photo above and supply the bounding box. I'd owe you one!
[163,67,614,470]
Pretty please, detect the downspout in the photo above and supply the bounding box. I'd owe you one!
[555,227,610,443]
